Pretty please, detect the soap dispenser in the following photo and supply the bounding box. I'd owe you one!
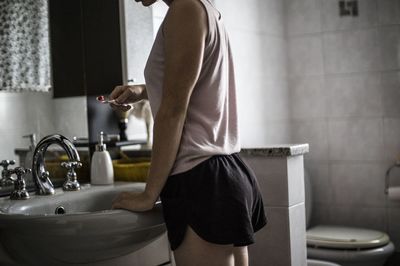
[90,132,114,185]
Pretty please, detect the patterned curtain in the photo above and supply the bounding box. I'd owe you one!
[0,0,51,92]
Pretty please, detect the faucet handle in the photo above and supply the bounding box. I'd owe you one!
[0,160,16,186]
[61,161,81,191]
[9,167,31,200]
[0,160,16,169]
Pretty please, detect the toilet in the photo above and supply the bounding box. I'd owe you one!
[305,170,395,266]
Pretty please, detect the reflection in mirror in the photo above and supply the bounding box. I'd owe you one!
[0,1,88,195]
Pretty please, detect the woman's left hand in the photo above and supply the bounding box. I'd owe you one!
[112,191,155,212]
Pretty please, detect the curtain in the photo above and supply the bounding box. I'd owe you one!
[0,0,50,92]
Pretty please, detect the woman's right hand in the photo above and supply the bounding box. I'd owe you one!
[109,84,147,112]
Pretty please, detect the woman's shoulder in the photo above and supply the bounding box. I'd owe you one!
[166,0,207,21]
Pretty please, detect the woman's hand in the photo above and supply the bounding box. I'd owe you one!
[109,84,147,112]
[111,191,155,212]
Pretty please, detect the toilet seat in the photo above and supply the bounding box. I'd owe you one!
[307,225,390,250]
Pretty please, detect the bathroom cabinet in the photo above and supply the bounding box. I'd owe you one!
[49,0,123,98]
[49,0,153,98]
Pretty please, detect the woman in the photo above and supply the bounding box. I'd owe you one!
[110,0,266,265]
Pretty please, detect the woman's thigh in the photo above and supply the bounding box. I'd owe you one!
[173,226,235,266]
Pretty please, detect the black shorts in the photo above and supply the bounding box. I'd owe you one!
[160,153,267,251]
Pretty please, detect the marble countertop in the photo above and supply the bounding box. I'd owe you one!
[241,144,309,157]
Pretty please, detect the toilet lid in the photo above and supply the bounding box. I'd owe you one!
[307,225,390,249]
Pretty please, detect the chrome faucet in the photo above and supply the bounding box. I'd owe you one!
[32,134,82,195]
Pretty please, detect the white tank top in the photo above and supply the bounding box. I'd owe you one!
[144,0,240,175]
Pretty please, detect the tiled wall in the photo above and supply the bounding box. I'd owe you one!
[0,93,88,164]
[214,0,292,147]
[287,0,400,249]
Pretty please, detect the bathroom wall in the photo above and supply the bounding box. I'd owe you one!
[0,93,88,165]
[287,0,400,249]
[214,0,291,147]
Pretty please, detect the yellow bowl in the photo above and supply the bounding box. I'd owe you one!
[113,158,150,182]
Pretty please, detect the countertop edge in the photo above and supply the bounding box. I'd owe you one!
[240,144,309,157]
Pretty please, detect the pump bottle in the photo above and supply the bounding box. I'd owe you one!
[91,132,114,185]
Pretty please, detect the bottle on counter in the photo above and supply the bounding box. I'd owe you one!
[90,132,114,185]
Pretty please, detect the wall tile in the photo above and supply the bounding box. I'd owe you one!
[388,207,400,251]
[288,203,307,266]
[257,121,292,146]
[288,35,324,77]
[291,120,329,161]
[328,205,387,232]
[382,71,400,118]
[328,118,384,161]
[383,118,400,162]
[326,73,382,118]
[216,0,285,36]
[330,162,387,208]
[310,203,332,227]
[289,76,326,119]
[379,25,400,71]
[288,156,306,206]
[286,0,322,36]
[323,29,381,74]
[249,206,291,266]
[259,0,286,36]
[321,0,378,32]
[241,156,289,207]
[378,0,400,25]
[305,161,332,205]
[53,97,88,140]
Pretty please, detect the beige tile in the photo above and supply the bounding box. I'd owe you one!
[330,162,387,207]
[291,120,329,161]
[388,207,400,251]
[382,71,400,118]
[328,205,387,232]
[289,76,326,119]
[326,73,383,118]
[383,118,400,161]
[379,26,400,71]
[286,0,322,36]
[305,162,333,205]
[378,0,400,25]
[249,206,291,266]
[288,36,324,77]
[328,118,384,161]
[323,29,381,74]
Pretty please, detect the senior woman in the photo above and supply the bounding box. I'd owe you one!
[110,0,266,265]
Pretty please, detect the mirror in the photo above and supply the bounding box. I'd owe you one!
[0,0,165,195]
[0,0,89,194]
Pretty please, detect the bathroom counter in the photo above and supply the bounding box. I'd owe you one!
[241,144,309,157]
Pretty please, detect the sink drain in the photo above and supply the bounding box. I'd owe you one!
[55,206,66,215]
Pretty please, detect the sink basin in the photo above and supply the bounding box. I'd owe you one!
[0,182,166,265]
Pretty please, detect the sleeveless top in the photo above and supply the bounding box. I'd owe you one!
[144,0,240,175]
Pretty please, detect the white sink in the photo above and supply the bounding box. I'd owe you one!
[0,182,166,265]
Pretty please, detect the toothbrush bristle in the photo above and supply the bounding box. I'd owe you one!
[97,95,105,101]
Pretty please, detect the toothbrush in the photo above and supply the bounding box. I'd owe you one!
[96,95,131,108]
